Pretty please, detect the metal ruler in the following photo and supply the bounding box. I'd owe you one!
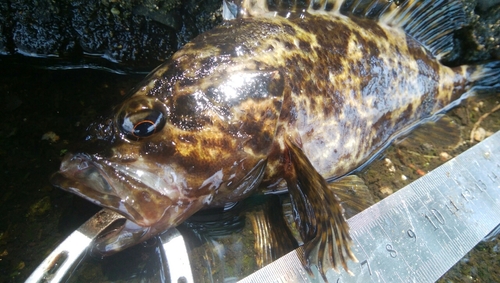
[239,130,500,283]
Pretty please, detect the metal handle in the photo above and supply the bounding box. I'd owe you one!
[160,229,195,283]
[25,209,195,283]
[25,209,124,283]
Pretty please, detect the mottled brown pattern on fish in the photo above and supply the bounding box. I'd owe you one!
[252,14,468,188]
[126,13,472,194]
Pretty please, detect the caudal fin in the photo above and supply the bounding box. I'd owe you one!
[467,61,500,96]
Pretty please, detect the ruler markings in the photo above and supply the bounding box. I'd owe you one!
[378,210,417,275]
[459,166,497,211]
[468,167,500,208]
[375,216,411,274]
[416,260,432,282]
[405,197,436,271]
[426,252,442,280]
[422,184,454,244]
[452,227,470,258]
[386,211,397,226]
[393,206,430,273]
[432,249,447,278]
[444,242,461,268]
[414,197,448,253]
[350,233,372,281]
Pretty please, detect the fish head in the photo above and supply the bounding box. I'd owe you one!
[50,56,285,254]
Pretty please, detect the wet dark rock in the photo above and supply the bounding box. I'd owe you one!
[470,4,500,61]
[445,0,500,65]
[0,0,498,72]
[477,0,500,11]
[0,0,222,72]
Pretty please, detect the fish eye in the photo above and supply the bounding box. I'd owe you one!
[120,108,166,140]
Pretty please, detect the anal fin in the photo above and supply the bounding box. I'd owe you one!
[328,175,375,219]
[283,137,356,280]
[396,114,462,151]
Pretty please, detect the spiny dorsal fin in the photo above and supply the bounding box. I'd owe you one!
[223,0,466,60]
[223,0,340,19]
[222,0,340,19]
[223,0,275,19]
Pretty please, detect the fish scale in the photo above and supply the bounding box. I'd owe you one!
[239,130,500,283]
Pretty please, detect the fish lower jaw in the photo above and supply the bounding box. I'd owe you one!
[92,219,153,255]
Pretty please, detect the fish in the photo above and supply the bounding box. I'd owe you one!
[50,0,500,279]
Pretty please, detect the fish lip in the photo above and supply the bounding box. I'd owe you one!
[51,153,114,196]
[50,152,178,227]
[51,152,147,224]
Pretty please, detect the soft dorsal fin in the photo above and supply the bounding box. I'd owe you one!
[377,0,466,59]
[337,0,466,59]
[223,0,466,60]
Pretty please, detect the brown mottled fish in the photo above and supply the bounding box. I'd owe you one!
[51,0,500,279]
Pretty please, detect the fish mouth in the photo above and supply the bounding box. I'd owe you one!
[50,152,207,254]
[51,153,114,198]
[50,152,175,226]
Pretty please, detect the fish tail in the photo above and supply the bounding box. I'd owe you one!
[441,61,500,113]
[467,61,500,96]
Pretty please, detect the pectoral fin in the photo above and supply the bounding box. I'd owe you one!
[283,137,356,280]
